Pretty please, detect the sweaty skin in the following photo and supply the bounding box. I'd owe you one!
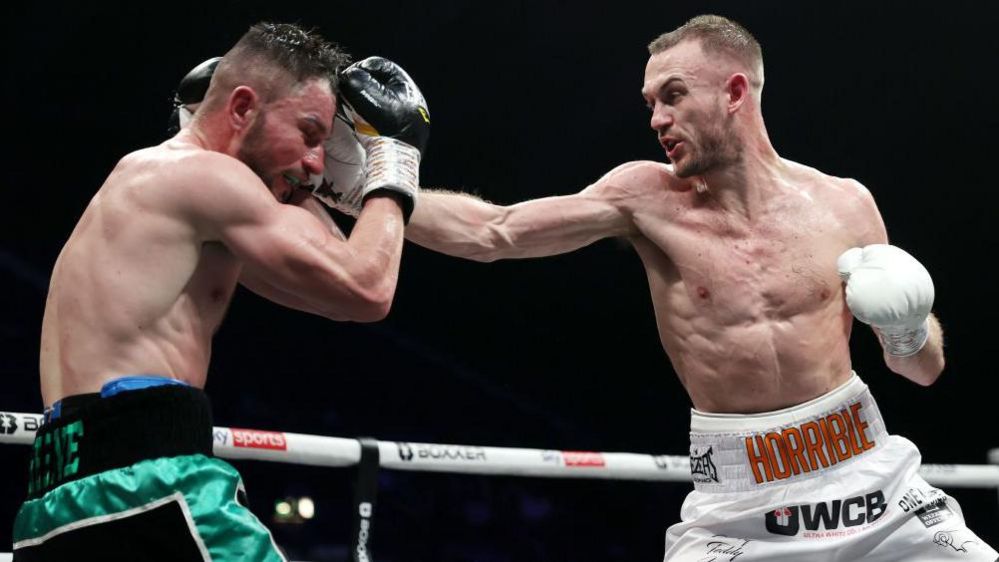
[410,160,880,413]
[40,78,405,405]
[406,39,942,413]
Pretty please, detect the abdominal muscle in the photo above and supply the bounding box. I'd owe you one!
[631,219,856,414]
[662,310,854,413]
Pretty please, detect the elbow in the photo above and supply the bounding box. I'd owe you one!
[911,370,943,387]
[318,291,392,323]
[310,266,398,323]
[344,276,397,323]
[354,291,394,322]
[917,356,946,387]
[888,353,945,387]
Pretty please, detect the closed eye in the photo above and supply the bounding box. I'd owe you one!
[302,129,322,148]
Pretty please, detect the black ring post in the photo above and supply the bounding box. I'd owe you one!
[350,437,380,562]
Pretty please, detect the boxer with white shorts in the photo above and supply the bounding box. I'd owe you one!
[375,14,996,561]
[667,373,995,560]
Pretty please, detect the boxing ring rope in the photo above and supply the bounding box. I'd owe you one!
[3,410,999,560]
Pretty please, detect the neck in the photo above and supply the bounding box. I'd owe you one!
[699,118,782,220]
[178,114,240,156]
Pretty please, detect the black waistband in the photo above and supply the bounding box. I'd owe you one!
[27,385,214,500]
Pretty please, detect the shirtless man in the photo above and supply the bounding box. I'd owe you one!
[402,14,995,561]
[13,23,428,561]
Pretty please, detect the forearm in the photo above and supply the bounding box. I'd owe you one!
[407,188,633,262]
[883,313,945,386]
[339,196,406,306]
[406,190,509,261]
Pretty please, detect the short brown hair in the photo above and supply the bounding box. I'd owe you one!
[648,15,764,90]
[204,22,351,110]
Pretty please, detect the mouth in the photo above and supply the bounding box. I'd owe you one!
[278,173,308,203]
[282,172,306,188]
[661,138,682,161]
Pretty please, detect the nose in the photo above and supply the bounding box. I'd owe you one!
[303,144,324,176]
[649,103,673,133]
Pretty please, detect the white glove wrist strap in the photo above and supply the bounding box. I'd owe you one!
[360,137,421,199]
[875,320,929,358]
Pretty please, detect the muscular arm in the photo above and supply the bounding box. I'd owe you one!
[884,314,945,385]
[238,194,353,318]
[406,164,649,262]
[182,154,404,321]
[846,179,945,385]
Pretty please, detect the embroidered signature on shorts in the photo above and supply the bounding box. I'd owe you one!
[933,530,978,553]
[699,535,750,561]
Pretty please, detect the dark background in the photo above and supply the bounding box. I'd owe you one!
[3,1,997,559]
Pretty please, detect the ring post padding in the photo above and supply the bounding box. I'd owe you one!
[351,437,380,562]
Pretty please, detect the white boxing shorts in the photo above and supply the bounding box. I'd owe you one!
[664,373,998,561]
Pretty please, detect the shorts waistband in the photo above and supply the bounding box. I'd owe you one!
[44,375,189,423]
[688,373,889,493]
[28,383,213,500]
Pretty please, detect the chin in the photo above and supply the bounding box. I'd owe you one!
[674,162,697,179]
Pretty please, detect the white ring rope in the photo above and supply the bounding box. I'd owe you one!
[2,411,999,488]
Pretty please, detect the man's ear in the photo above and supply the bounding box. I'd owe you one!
[228,86,259,131]
[726,73,750,114]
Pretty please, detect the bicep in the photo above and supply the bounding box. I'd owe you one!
[178,162,364,306]
[221,202,353,292]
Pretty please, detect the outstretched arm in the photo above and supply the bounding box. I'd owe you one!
[406,163,652,262]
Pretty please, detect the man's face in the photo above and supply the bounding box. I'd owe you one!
[237,78,335,202]
[641,40,739,178]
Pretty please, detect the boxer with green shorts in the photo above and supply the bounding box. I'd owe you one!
[14,377,284,561]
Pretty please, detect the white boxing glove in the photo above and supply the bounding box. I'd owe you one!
[837,244,935,357]
[311,57,430,223]
[309,107,367,217]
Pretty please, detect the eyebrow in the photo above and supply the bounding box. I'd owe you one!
[304,116,331,138]
[643,76,685,100]
[658,77,686,95]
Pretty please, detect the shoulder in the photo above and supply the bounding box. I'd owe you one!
[784,159,886,244]
[596,160,672,185]
[166,143,259,190]
[784,159,877,207]
[587,160,691,197]
[127,141,276,236]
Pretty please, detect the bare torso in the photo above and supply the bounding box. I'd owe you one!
[40,144,241,405]
[609,160,883,412]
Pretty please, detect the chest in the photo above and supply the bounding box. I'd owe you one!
[636,205,847,320]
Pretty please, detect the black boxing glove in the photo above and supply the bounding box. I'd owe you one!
[337,57,430,222]
[167,57,221,135]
